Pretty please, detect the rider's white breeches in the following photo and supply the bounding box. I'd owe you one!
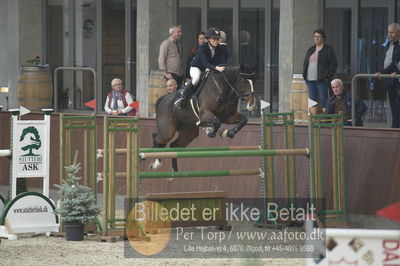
[190,67,202,86]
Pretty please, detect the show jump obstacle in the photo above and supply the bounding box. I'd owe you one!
[60,111,346,237]
[60,115,141,237]
[0,109,59,239]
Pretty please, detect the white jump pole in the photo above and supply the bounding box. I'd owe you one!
[0,150,11,157]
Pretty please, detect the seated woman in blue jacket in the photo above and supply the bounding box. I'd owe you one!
[324,78,367,126]
[175,27,227,110]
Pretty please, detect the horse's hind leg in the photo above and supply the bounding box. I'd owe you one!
[220,113,248,138]
[169,125,199,172]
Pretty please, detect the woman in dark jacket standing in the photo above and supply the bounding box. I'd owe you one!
[303,29,337,111]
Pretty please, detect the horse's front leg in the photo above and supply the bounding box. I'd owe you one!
[220,112,248,138]
[149,133,166,170]
[200,110,221,138]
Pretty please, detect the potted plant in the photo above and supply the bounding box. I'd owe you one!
[55,156,100,241]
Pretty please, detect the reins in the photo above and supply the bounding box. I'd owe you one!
[220,70,254,102]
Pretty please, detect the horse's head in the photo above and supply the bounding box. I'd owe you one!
[218,65,256,112]
[235,65,256,112]
[238,74,256,112]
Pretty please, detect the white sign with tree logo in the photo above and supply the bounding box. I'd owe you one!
[11,112,50,199]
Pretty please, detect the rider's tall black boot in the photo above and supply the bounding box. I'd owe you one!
[175,82,195,110]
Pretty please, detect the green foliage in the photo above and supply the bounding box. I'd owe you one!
[55,162,100,224]
[26,56,40,66]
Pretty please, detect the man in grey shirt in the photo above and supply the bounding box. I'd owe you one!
[158,25,184,88]
[376,23,400,128]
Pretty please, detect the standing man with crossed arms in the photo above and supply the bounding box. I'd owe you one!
[158,25,184,88]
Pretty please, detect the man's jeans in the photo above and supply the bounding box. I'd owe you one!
[385,78,400,128]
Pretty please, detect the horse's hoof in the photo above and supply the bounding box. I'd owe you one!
[218,129,228,137]
[204,127,214,134]
[227,131,235,138]
[208,131,216,138]
[149,159,162,170]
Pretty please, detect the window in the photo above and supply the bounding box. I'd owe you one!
[102,0,126,107]
[324,0,352,77]
[397,0,400,23]
[358,0,389,126]
[48,0,98,111]
[209,0,233,63]
[240,0,265,117]
[357,0,388,74]
[177,0,202,79]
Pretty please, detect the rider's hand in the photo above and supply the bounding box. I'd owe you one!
[390,72,398,78]
[215,66,225,72]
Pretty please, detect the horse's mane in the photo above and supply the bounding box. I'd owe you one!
[206,65,240,84]
[217,65,255,81]
[224,65,240,76]
[224,64,256,80]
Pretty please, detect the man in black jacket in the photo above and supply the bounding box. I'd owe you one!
[303,29,337,111]
[376,23,400,128]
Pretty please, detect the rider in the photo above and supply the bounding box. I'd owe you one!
[175,27,227,110]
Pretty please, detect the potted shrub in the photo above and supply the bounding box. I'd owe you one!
[55,158,100,241]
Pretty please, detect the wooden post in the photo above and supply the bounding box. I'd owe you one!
[59,114,64,187]
[102,116,107,237]
[285,113,297,202]
[109,118,115,230]
[310,114,347,227]
[132,119,139,202]
[263,113,275,201]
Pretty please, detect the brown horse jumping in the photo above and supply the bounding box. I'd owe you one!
[150,65,256,171]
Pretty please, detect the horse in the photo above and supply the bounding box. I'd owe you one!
[150,65,256,171]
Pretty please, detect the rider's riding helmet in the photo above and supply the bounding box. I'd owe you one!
[205,27,220,39]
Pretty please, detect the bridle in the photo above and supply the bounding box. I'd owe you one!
[219,70,255,103]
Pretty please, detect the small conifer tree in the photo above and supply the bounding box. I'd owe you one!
[55,159,100,224]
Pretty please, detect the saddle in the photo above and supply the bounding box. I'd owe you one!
[176,71,209,105]
[188,71,211,126]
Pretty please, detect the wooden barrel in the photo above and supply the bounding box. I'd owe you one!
[17,66,53,111]
[290,74,309,124]
[148,70,167,117]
